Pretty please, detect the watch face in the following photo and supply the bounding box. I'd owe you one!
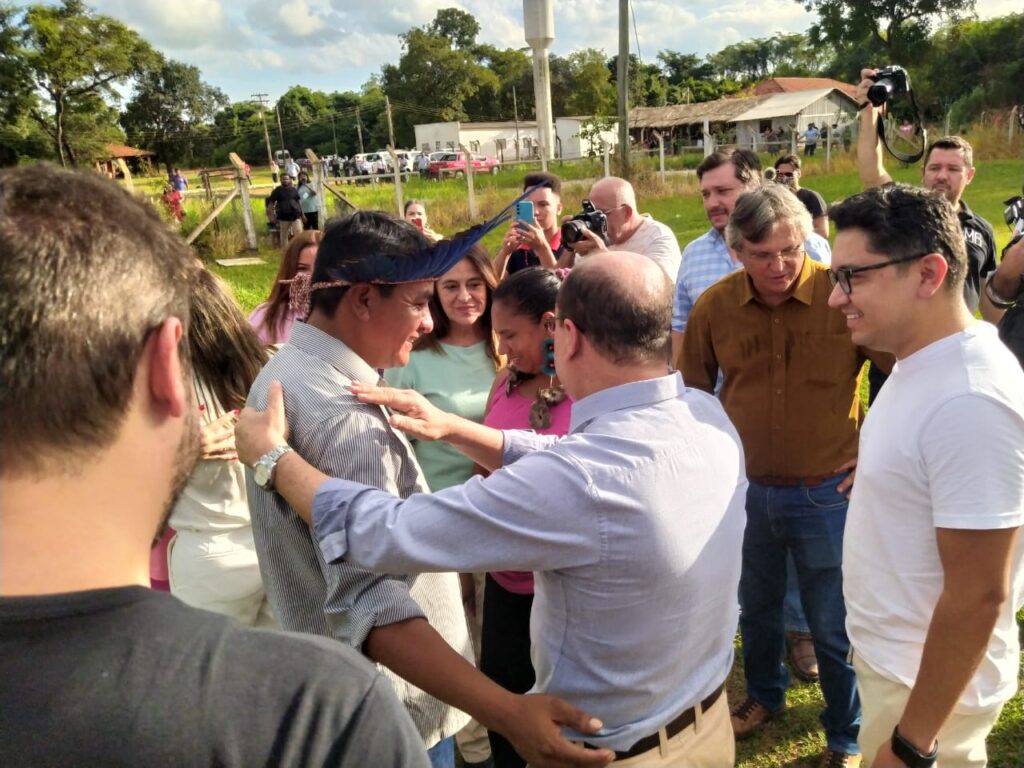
[254,462,271,488]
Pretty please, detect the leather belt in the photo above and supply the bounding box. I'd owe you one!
[583,682,725,761]
[748,470,846,488]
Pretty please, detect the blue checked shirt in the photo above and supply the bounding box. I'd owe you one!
[672,227,831,333]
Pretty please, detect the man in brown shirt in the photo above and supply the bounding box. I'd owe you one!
[681,185,887,768]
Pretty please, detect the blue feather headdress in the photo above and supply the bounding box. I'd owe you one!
[287,183,549,317]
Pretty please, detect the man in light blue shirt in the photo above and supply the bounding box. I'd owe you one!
[237,251,748,765]
[671,149,831,364]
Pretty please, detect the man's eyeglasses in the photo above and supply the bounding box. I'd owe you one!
[542,315,585,334]
[775,172,795,180]
[744,244,804,263]
[826,253,929,295]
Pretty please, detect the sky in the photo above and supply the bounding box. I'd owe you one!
[81,0,1022,103]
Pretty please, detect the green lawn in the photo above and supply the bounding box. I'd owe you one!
[201,159,1023,767]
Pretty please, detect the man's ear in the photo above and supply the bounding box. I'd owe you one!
[147,318,188,419]
[347,284,374,321]
[917,253,951,298]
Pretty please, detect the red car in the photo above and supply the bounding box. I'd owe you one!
[428,152,500,178]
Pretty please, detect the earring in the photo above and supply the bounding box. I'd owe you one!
[540,337,556,377]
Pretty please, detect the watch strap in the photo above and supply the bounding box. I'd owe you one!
[891,726,937,768]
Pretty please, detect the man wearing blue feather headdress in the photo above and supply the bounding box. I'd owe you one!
[244,210,610,768]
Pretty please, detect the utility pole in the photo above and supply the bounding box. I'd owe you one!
[275,104,286,155]
[617,0,630,177]
[355,106,365,154]
[384,96,397,152]
[251,92,274,171]
[330,114,339,155]
[512,85,521,160]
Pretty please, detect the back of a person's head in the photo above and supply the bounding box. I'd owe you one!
[190,270,269,411]
[0,164,196,476]
[492,266,560,321]
[830,183,966,293]
[558,257,672,365]
[310,210,429,316]
[697,148,760,185]
[523,171,561,198]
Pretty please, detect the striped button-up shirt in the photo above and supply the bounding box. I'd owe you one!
[246,322,471,747]
[672,227,831,333]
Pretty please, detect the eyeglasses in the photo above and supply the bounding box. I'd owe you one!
[775,172,795,179]
[744,244,804,263]
[542,315,585,334]
[826,253,929,295]
[597,203,627,216]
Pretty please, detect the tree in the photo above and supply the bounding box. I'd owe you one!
[121,58,228,172]
[564,48,615,116]
[800,0,975,62]
[427,7,479,49]
[15,0,158,166]
[656,51,714,85]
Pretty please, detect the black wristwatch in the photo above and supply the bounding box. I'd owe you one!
[891,726,938,768]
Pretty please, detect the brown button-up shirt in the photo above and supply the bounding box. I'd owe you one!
[680,256,882,479]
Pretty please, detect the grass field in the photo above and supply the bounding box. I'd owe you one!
[193,156,1024,767]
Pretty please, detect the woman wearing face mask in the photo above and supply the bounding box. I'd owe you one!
[404,198,442,242]
[167,269,274,627]
[248,229,321,345]
[478,267,572,768]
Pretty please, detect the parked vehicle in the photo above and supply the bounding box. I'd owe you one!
[427,152,500,179]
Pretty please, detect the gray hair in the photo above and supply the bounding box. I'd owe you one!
[725,185,812,250]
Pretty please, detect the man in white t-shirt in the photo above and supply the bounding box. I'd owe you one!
[560,176,681,281]
[828,183,1024,768]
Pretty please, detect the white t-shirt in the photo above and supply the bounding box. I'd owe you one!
[610,215,682,281]
[844,322,1024,713]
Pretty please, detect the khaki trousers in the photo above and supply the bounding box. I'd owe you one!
[853,653,1003,768]
[547,690,734,768]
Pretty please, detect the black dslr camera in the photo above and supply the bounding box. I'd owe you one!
[867,66,910,107]
[1005,195,1024,240]
[561,199,609,245]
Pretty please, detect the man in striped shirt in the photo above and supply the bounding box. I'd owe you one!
[245,211,609,768]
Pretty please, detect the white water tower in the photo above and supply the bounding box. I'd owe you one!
[523,0,554,161]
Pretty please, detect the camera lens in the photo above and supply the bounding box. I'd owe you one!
[561,220,586,244]
[867,80,892,107]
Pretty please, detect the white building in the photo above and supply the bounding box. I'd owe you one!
[413,116,618,162]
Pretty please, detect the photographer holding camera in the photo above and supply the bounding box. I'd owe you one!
[559,177,681,281]
[855,68,997,319]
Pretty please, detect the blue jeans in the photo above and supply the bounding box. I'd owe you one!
[427,736,455,768]
[739,476,861,754]
[784,553,810,634]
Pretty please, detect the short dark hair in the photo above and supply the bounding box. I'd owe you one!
[0,164,197,476]
[557,263,672,365]
[829,184,966,293]
[696,148,761,185]
[523,171,561,198]
[492,267,560,321]
[774,154,801,171]
[310,211,430,316]
[924,136,974,168]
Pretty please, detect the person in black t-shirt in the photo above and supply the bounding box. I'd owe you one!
[774,154,829,240]
[268,173,305,249]
[0,164,429,768]
[494,171,568,279]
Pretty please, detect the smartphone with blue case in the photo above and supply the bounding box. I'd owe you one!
[515,201,534,230]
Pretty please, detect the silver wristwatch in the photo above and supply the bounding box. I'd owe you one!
[253,445,293,491]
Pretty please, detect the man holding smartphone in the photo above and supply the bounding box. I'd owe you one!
[494,172,567,279]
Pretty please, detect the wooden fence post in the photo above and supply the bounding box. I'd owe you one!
[229,153,258,251]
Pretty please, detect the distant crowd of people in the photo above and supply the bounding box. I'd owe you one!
[3,66,1023,768]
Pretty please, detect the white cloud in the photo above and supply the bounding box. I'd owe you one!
[277,0,327,37]
[95,0,226,49]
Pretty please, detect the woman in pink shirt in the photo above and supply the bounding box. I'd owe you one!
[248,229,321,344]
[480,267,571,768]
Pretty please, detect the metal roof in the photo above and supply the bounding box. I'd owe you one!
[629,88,857,128]
[732,88,856,121]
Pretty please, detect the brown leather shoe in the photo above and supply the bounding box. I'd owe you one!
[729,697,777,739]
[786,631,820,682]
[818,749,862,767]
